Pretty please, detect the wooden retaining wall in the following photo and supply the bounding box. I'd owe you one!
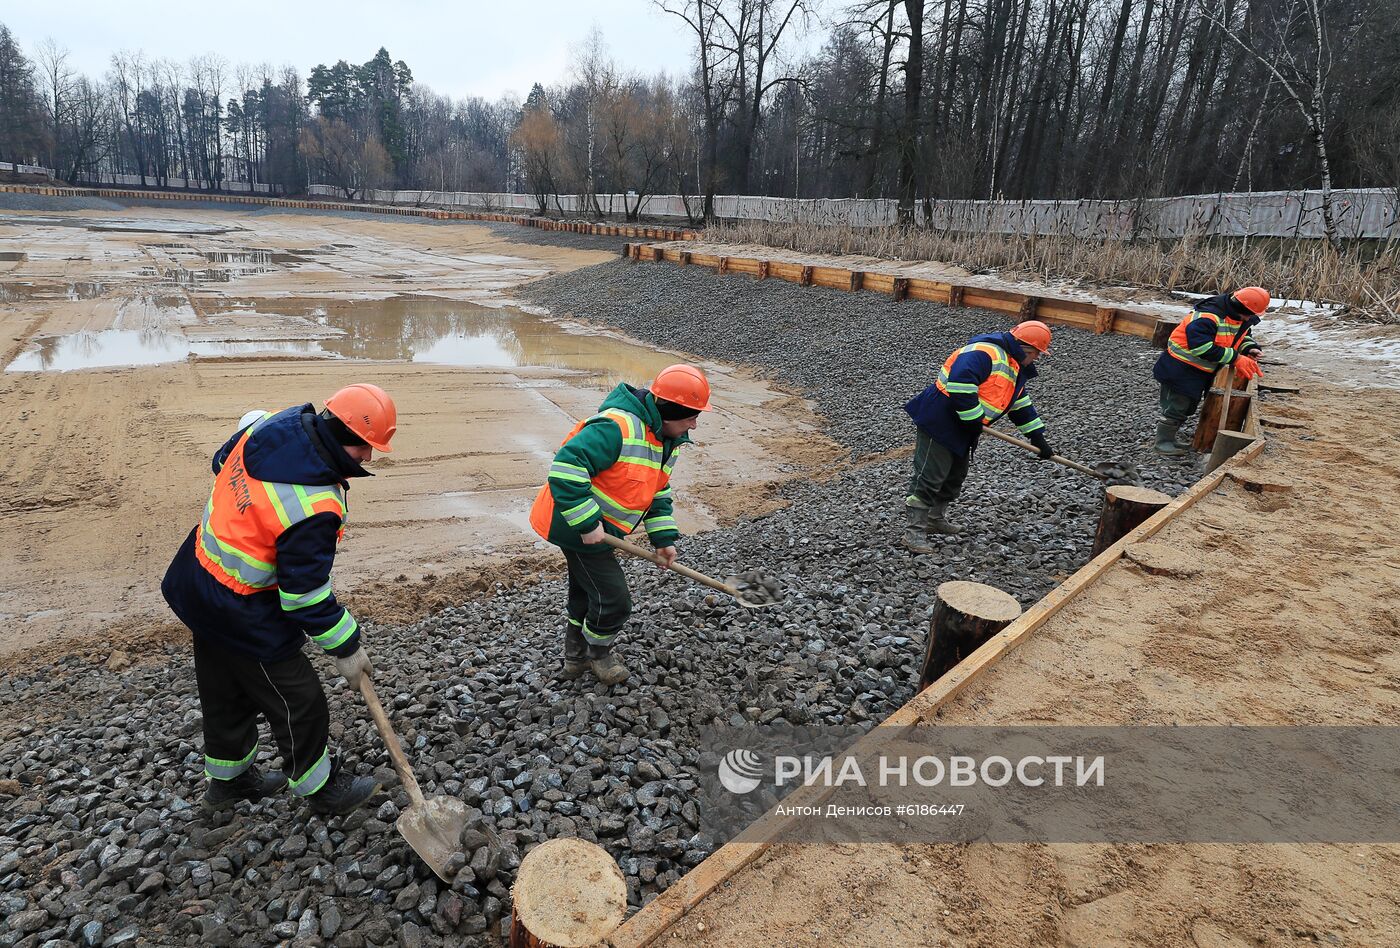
[0,184,697,241]
[624,241,1174,342]
[604,262,1268,945]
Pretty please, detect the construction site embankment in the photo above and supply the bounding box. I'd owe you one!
[1,196,1395,947]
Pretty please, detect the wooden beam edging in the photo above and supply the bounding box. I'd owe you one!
[624,242,1164,341]
[606,431,1268,948]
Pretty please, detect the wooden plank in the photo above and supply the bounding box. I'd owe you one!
[1036,310,1096,330]
[962,289,1026,314]
[769,261,805,283]
[725,256,762,275]
[862,272,895,294]
[907,278,951,303]
[810,266,852,290]
[688,253,721,269]
[659,247,683,263]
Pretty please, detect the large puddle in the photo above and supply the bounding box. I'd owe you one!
[6,297,679,382]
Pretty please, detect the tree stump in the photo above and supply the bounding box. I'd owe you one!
[1193,387,1251,453]
[1090,485,1173,557]
[1205,430,1257,474]
[919,581,1022,690]
[1225,470,1294,493]
[1123,542,1201,578]
[510,838,626,948]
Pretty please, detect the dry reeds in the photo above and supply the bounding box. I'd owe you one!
[710,220,1400,324]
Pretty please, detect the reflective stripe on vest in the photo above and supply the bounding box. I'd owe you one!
[935,342,1021,424]
[1167,311,1247,371]
[194,415,348,595]
[530,407,675,538]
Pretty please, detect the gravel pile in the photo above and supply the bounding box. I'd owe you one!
[1,259,1204,947]
[0,192,125,212]
[483,221,628,252]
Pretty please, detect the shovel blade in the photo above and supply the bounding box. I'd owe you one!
[396,796,469,882]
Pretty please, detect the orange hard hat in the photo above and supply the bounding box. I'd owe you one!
[1010,319,1052,353]
[651,364,712,411]
[325,383,397,452]
[1233,286,1270,315]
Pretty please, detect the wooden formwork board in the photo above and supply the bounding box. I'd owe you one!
[621,243,1160,340]
[607,428,1268,948]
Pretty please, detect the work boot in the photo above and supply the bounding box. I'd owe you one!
[902,504,935,553]
[588,646,630,686]
[307,766,381,816]
[925,503,964,536]
[1154,421,1189,456]
[560,621,590,680]
[203,765,286,812]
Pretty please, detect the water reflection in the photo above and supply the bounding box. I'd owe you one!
[8,297,681,382]
[290,297,677,382]
[6,329,320,371]
[0,281,107,301]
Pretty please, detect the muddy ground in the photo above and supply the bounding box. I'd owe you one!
[0,205,836,665]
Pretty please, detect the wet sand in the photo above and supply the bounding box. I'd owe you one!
[0,208,837,663]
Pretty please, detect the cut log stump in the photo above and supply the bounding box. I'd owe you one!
[1205,430,1258,474]
[919,581,1022,690]
[510,838,626,947]
[1091,486,1173,557]
[1225,470,1294,493]
[1123,542,1201,578]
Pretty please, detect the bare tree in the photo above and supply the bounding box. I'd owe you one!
[1207,0,1342,246]
[658,0,742,219]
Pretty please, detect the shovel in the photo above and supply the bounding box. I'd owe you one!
[599,534,779,608]
[982,427,1140,485]
[358,678,467,882]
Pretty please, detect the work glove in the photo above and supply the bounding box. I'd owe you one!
[333,647,374,690]
[1028,431,1055,460]
[1233,355,1262,381]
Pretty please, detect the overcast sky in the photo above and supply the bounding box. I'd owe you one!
[2,1,710,101]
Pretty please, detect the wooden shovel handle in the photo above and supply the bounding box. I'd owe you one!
[598,533,742,597]
[981,426,1107,480]
[359,677,425,807]
[1218,364,1237,432]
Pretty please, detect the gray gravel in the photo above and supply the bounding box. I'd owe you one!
[0,192,125,212]
[482,221,633,252]
[1,258,1203,946]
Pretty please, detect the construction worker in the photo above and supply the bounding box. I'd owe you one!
[161,384,397,815]
[530,364,711,685]
[1152,287,1267,455]
[902,321,1055,552]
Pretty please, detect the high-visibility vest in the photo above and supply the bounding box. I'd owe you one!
[194,413,348,595]
[935,341,1021,425]
[530,408,675,538]
[1167,310,1249,372]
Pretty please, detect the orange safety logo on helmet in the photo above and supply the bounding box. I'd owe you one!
[935,342,1022,425]
[530,408,676,539]
[650,364,712,412]
[326,383,398,452]
[194,416,348,595]
[1010,320,1052,353]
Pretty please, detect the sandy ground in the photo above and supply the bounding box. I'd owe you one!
[652,368,1400,947]
[0,208,838,665]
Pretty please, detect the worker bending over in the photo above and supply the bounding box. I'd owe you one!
[902,321,1055,552]
[1152,287,1267,456]
[531,365,711,685]
[162,384,395,815]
